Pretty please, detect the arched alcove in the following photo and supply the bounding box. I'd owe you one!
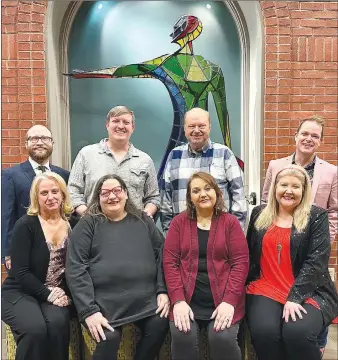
[45,0,263,203]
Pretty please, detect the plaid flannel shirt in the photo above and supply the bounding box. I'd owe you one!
[160,140,247,232]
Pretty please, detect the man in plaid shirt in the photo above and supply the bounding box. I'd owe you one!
[160,108,247,232]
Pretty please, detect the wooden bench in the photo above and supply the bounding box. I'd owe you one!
[81,321,258,360]
[4,320,82,360]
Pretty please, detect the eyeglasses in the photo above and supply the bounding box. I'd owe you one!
[100,186,123,198]
[27,136,53,144]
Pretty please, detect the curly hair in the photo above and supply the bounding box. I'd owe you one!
[86,174,142,221]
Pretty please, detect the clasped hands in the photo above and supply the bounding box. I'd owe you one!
[173,301,234,333]
[47,286,71,307]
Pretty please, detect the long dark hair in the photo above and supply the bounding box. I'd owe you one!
[86,174,143,221]
[186,171,226,219]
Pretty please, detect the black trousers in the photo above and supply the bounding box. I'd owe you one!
[169,319,241,360]
[2,295,71,360]
[246,295,324,360]
[92,314,168,360]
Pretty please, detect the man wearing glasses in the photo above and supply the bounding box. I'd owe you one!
[1,125,69,271]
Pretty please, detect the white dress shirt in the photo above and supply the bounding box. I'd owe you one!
[28,157,50,175]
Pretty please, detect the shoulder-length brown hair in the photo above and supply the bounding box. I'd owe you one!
[86,174,142,221]
[186,171,226,219]
[27,172,73,220]
[255,165,311,232]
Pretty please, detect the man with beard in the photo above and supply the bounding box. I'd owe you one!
[1,125,69,270]
[261,115,337,358]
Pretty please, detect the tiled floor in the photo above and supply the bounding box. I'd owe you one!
[1,323,337,359]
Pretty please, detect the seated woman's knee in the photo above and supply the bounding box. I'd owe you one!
[170,323,197,347]
[249,319,280,341]
[104,328,122,343]
[149,314,169,334]
[208,327,237,348]
[283,319,314,344]
[23,320,48,340]
[45,307,71,332]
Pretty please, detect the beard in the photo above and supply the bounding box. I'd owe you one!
[28,146,53,162]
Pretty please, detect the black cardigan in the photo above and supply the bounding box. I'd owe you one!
[1,214,78,304]
[246,204,338,326]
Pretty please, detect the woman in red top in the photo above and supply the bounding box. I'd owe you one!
[163,172,249,360]
[246,165,338,360]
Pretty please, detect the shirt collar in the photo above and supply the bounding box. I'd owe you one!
[188,139,211,155]
[98,138,139,158]
[28,157,50,171]
[291,153,316,169]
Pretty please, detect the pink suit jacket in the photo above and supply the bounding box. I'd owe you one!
[261,155,338,243]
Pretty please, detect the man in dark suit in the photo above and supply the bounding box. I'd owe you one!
[1,125,69,270]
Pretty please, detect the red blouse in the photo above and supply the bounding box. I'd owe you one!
[247,225,319,309]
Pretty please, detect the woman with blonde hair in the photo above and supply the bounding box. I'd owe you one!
[2,172,76,360]
[246,165,338,360]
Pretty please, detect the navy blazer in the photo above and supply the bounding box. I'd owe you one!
[1,160,69,258]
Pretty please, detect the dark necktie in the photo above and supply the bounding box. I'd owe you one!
[37,165,47,173]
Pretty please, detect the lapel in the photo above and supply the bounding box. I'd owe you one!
[50,165,58,174]
[311,157,323,203]
[285,155,293,165]
[290,224,302,265]
[254,227,266,262]
[21,160,36,183]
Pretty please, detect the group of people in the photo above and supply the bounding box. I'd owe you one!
[1,106,337,360]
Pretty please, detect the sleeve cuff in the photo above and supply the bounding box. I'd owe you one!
[169,288,185,304]
[223,291,239,308]
[79,306,101,322]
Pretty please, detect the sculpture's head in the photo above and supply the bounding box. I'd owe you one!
[170,15,202,47]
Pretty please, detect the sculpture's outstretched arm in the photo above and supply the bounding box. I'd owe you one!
[64,55,170,79]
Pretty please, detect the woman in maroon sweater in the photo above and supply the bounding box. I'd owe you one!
[163,172,249,360]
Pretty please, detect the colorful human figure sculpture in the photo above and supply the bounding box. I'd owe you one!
[67,15,237,179]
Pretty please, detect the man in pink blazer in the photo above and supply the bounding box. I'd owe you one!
[261,115,337,357]
[262,116,337,243]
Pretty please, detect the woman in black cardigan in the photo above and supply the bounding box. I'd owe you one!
[246,165,338,360]
[1,172,76,360]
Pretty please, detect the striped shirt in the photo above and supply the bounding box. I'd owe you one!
[160,140,247,232]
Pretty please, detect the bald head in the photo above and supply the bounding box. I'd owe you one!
[26,125,52,140]
[184,108,211,151]
[25,125,53,164]
[184,108,210,124]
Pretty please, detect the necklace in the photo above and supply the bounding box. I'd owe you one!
[197,216,212,229]
[277,242,282,265]
[199,221,209,228]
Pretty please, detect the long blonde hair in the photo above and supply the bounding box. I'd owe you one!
[27,172,73,220]
[256,165,311,232]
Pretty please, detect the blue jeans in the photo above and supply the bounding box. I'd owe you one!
[317,326,328,347]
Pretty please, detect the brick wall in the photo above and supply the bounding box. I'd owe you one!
[1,1,338,282]
[261,1,338,284]
[2,0,47,170]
